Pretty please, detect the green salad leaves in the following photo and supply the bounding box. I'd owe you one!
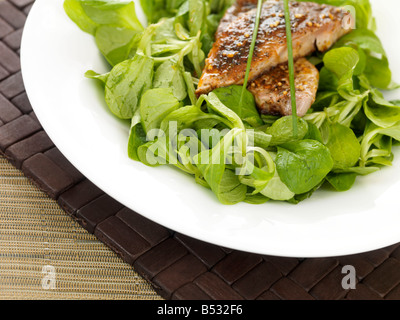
[64,0,400,205]
[64,0,144,66]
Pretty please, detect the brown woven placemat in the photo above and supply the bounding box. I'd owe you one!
[1,0,400,300]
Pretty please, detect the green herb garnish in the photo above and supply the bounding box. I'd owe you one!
[283,0,298,137]
[239,0,298,136]
[239,0,263,110]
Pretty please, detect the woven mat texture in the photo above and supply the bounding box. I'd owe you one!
[0,155,162,300]
[1,0,400,301]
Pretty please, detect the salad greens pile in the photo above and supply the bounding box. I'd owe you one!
[64,0,400,205]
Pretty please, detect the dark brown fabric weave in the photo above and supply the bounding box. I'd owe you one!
[1,0,400,300]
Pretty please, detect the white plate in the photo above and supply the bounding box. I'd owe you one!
[21,0,400,258]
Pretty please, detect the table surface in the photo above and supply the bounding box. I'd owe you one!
[1,0,400,301]
[0,0,160,300]
[0,155,162,300]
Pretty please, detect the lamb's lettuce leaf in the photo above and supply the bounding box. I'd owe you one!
[321,122,361,170]
[194,129,248,205]
[212,86,263,128]
[102,55,154,119]
[326,172,358,192]
[276,140,334,194]
[64,0,144,66]
[140,88,182,133]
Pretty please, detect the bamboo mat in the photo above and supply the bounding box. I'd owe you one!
[0,155,162,300]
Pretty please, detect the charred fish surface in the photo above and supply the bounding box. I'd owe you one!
[196,0,353,96]
[248,57,319,117]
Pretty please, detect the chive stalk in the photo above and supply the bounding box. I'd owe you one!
[283,0,298,137]
[240,0,298,137]
[239,0,263,109]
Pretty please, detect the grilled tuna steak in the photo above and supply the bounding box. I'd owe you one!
[248,57,319,117]
[196,0,353,96]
